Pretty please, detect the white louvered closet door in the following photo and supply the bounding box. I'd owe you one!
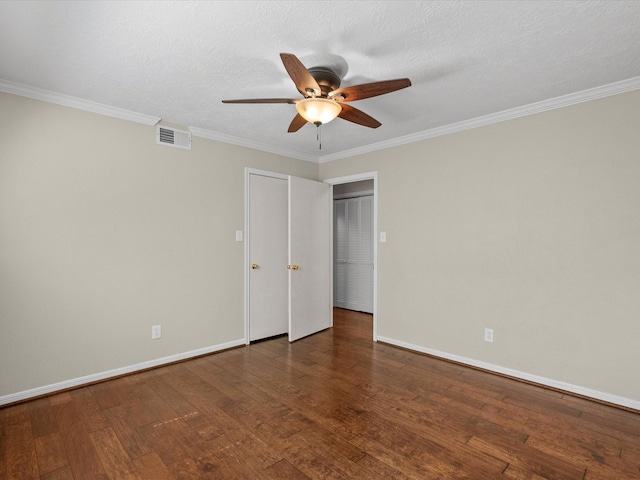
[334,195,373,313]
[334,201,348,307]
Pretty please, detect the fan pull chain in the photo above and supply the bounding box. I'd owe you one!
[317,124,322,150]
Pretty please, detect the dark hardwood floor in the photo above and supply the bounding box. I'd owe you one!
[2,308,639,479]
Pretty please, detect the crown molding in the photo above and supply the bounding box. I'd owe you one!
[319,75,640,163]
[3,75,639,163]
[189,126,319,163]
[0,79,161,126]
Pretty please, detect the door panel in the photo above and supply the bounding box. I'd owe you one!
[249,174,288,341]
[288,176,332,342]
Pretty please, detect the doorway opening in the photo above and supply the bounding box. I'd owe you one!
[324,172,378,341]
[333,180,374,314]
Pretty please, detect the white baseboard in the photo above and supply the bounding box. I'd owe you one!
[377,336,640,412]
[0,339,245,407]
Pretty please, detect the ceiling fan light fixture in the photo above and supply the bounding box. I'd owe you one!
[296,97,342,125]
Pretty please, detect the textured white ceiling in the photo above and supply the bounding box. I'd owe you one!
[1,1,640,161]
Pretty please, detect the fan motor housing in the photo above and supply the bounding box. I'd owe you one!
[308,67,341,96]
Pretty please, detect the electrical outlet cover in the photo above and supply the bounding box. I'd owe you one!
[152,325,162,339]
[484,328,494,343]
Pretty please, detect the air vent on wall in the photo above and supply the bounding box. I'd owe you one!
[156,126,191,150]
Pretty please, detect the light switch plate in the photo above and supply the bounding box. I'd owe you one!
[235,230,243,242]
[379,231,387,243]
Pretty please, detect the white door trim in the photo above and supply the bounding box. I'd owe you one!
[323,172,378,341]
[244,168,289,345]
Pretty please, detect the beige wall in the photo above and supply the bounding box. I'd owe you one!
[0,91,317,398]
[320,89,640,404]
[3,87,640,406]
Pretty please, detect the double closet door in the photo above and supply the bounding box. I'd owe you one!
[248,172,332,343]
[334,195,374,314]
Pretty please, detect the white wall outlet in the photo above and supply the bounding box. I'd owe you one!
[484,328,494,343]
[152,325,162,339]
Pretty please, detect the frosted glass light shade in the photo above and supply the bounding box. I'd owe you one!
[295,98,342,125]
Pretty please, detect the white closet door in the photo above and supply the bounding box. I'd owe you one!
[247,173,331,343]
[346,198,359,308]
[248,174,288,341]
[333,195,373,313]
[334,201,347,306]
[288,176,332,342]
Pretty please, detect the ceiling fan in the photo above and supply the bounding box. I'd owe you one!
[222,53,411,133]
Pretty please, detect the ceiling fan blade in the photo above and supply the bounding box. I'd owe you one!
[221,98,297,104]
[337,104,381,129]
[280,53,321,97]
[330,78,411,102]
[288,113,307,133]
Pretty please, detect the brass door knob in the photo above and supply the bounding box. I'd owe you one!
[251,263,259,269]
[292,264,299,270]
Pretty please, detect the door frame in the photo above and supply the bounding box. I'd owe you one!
[323,172,378,341]
[244,167,289,345]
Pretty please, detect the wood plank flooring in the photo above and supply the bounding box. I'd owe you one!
[2,308,639,479]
